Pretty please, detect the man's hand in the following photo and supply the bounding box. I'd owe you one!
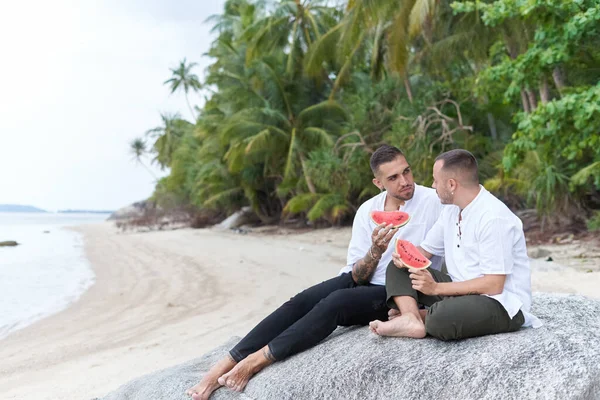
[371,223,397,258]
[409,268,438,295]
[391,251,407,269]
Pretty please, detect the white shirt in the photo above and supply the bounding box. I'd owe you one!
[340,184,444,285]
[421,186,542,328]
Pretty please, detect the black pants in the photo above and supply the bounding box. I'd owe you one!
[229,273,389,362]
[386,264,524,341]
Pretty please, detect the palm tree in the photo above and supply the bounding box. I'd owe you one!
[164,58,202,120]
[305,0,440,101]
[129,138,158,180]
[145,113,194,169]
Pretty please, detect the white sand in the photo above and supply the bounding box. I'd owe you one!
[0,223,598,400]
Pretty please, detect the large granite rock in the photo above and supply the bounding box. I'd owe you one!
[101,294,600,400]
[107,201,149,220]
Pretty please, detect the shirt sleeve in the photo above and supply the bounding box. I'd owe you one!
[420,216,445,257]
[346,205,372,269]
[477,217,516,275]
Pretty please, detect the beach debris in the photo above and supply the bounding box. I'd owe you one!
[217,207,259,230]
[0,240,19,247]
[528,248,552,259]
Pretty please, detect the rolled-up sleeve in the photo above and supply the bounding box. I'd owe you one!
[478,218,516,275]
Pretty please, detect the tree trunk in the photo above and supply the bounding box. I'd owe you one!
[487,113,498,141]
[300,154,317,194]
[403,75,414,104]
[526,89,537,111]
[552,67,566,95]
[520,90,531,113]
[186,95,196,121]
[539,78,551,105]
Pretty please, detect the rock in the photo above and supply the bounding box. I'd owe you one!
[107,201,149,220]
[101,294,600,400]
[216,207,258,230]
[528,247,552,259]
[0,241,18,247]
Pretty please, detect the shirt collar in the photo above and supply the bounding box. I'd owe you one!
[461,185,486,218]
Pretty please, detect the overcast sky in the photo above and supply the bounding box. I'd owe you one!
[0,0,227,211]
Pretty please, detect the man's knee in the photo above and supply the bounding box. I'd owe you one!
[425,302,459,341]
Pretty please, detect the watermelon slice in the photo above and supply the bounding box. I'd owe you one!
[370,210,411,228]
[395,239,431,269]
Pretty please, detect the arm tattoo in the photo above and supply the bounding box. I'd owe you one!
[262,347,276,362]
[352,247,380,285]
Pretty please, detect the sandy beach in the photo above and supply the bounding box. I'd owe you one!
[0,222,598,400]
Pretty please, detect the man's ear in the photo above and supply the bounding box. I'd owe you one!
[372,178,383,191]
[448,178,458,192]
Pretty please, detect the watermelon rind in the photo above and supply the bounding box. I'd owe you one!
[370,210,411,228]
[395,239,431,269]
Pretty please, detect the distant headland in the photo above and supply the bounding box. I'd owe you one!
[0,205,114,214]
[58,209,114,214]
[0,204,47,213]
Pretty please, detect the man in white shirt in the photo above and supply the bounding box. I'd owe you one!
[370,149,541,341]
[186,145,443,399]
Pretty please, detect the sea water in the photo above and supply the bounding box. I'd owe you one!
[0,212,107,340]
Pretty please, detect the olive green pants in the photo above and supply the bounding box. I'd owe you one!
[385,263,525,341]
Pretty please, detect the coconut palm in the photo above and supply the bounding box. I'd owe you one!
[129,138,158,180]
[145,113,194,169]
[164,58,202,120]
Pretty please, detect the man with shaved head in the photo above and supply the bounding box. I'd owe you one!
[370,149,541,340]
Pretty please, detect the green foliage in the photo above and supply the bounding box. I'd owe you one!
[130,0,600,227]
[587,211,600,232]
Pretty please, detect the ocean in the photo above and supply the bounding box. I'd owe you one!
[0,212,108,340]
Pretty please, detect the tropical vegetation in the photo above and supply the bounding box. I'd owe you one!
[131,0,600,231]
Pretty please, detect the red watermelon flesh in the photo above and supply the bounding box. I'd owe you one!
[395,239,431,269]
[370,210,410,228]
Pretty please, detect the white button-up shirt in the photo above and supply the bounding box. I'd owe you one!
[340,184,444,285]
[421,186,541,328]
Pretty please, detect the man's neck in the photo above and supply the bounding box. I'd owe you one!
[455,185,481,210]
[385,193,406,210]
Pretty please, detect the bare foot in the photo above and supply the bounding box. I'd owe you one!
[218,346,274,393]
[186,355,236,400]
[387,308,427,321]
[388,308,401,320]
[369,313,426,338]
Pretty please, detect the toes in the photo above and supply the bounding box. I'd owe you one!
[186,387,196,396]
[226,379,237,389]
[217,376,227,386]
[235,381,246,392]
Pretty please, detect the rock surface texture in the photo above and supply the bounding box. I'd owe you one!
[101,294,600,400]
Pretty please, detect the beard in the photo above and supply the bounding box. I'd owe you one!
[391,184,415,201]
[436,188,453,204]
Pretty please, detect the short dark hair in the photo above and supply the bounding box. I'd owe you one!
[435,149,479,185]
[370,145,405,174]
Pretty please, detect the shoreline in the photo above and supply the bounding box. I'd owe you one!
[0,222,344,399]
[0,222,598,399]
